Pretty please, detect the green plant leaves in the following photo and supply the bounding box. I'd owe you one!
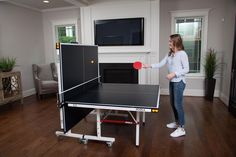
[0,57,16,72]
[203,48,218,79]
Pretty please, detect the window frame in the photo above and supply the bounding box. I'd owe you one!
[52,19,79,63]
[171,9,210,78]
[55,25,76,43]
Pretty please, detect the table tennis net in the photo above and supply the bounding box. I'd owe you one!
[60,77,99,103]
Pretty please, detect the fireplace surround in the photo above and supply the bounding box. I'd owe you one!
[99,63,138,84]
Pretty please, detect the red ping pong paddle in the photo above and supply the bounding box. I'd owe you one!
[133,61,142,70]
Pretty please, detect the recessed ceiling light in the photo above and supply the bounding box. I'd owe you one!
[43,0,50,3]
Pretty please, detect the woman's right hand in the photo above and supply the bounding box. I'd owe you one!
[142,64,151,69]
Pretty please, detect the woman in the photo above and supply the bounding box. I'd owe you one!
[143,34,189,137]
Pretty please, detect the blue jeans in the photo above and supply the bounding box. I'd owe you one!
[169,80,186,126]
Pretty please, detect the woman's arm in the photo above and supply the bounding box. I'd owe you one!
[147,55,168,69]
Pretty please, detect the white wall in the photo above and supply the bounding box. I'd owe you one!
[3,0,232,100]
[220,0,236,105]
[160,0,236,99]
[42,8,80,63]
[0,2,45,97]
[80,0,160,84]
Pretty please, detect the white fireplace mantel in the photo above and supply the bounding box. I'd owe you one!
[98,52,148,84]
[98,47,151,54]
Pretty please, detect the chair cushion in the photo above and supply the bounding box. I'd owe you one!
[41,80,58,89]
[38,64,54,81]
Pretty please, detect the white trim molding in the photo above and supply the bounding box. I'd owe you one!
[42,6,79,12]
[23,88,36,97]
[6,0,41,12]
[51,19,79,62]
[219,92,229,106]
[99,52,148,84]
[170,9,210,77]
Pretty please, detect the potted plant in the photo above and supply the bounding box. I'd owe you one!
[0,57,16,72]
[203,48,219,101]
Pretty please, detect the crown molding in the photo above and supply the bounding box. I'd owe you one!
[41,6,79,12]
[6,0,41,12]
[3,0,85,12]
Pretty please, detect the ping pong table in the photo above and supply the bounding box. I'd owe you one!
[55,43,160,147]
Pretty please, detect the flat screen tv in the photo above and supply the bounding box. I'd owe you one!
[94,18,144,46]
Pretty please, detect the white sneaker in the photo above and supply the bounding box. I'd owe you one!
[166,122,178,129]
[170,127,186,137]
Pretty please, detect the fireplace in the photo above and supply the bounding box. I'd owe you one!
[99,63,138,84]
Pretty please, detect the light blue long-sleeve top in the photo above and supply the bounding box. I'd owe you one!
[151,50,189,83]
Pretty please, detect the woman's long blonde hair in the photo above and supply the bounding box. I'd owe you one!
[169,34,185,56]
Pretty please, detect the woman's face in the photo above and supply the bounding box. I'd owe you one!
[169,38,174,51]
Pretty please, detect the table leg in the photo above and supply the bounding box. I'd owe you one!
[96,109,101,137]
[142,112,145,124]
[136,111,140,146]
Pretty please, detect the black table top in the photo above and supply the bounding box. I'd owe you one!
[66,83,159,109]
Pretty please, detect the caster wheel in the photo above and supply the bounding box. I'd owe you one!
[80,139,88,144]
[106,141,113,147]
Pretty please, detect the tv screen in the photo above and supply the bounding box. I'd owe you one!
[94,18,144,46]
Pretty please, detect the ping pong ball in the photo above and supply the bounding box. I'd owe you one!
[91,60,94,64]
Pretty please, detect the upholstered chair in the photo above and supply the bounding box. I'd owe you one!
[32,63,58,99]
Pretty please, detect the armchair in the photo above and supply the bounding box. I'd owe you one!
[32,63,58,99]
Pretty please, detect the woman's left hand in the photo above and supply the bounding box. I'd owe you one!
[166,72,176,80]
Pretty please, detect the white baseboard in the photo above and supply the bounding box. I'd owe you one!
[219,93,229,106]
[160,89,169,95]
[23,88,36,97]
[160,88,220,97]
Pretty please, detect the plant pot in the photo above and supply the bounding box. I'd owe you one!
[1,68,13,72]
[205,78,216,101]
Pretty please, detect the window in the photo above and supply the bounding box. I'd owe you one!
[55,25,76,43]
[53,21,78,63]
[175,17,202,73]
[171,9,209,76]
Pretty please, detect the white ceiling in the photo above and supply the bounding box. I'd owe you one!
[1,0,152,11]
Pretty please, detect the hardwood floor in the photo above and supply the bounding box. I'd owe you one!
[0,95,236,157]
